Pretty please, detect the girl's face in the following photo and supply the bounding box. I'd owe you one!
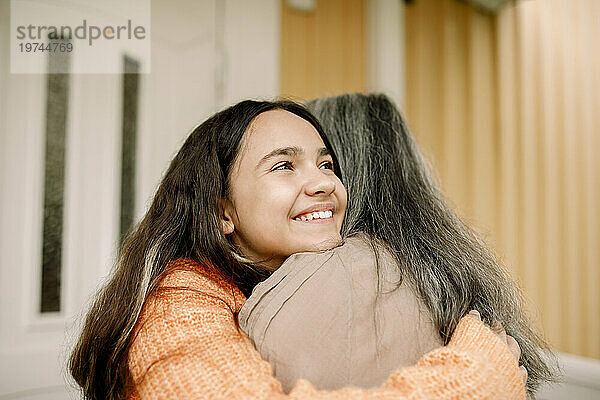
[221,109,347,271]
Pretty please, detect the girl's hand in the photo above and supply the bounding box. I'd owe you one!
[468,310,528,386]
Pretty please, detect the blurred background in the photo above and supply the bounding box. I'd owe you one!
[0,0,599,398]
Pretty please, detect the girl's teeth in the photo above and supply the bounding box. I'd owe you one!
[295,210,333,221]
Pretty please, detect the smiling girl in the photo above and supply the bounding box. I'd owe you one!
[219,108,346,271]
[69,100,526,399]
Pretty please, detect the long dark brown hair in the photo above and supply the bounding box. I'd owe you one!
[307,93,558,395]
[68,99,340,400]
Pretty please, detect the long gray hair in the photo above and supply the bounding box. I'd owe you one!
[307,93,558,395]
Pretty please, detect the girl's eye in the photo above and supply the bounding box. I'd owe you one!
[319,161,334,170]
[272,161,293,171]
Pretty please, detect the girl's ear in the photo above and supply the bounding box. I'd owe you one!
[219,199,235,235]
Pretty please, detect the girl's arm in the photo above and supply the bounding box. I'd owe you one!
[127,269,525,400]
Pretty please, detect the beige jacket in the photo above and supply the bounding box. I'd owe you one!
[239,233,443,392]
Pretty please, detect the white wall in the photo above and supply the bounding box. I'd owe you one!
[538,353,600,400]
[221,0,280,108]
[136,0,280,219]
[0,0,280,398]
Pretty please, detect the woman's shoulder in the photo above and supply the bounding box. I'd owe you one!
[336,232,394,260]
[239,233,397,331]
[286,232,393,262]
[246,233,397,300]
[285,232,399,282]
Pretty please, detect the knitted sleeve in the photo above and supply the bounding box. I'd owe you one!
[127,267,525,400]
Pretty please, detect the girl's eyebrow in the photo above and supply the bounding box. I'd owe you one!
[317,147,331,158]
[255,146,330,170]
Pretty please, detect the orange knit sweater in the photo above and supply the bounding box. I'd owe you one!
[127,258,525,399]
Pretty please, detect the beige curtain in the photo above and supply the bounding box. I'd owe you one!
[405,0,600,359]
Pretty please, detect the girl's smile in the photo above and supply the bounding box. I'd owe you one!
[292,203,335,222]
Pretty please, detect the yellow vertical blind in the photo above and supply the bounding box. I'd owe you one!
[280,0,366,100]
[405,0,600,358]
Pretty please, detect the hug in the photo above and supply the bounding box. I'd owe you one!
[70,93,556,399]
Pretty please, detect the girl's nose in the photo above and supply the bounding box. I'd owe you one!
[304,171,336,196]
